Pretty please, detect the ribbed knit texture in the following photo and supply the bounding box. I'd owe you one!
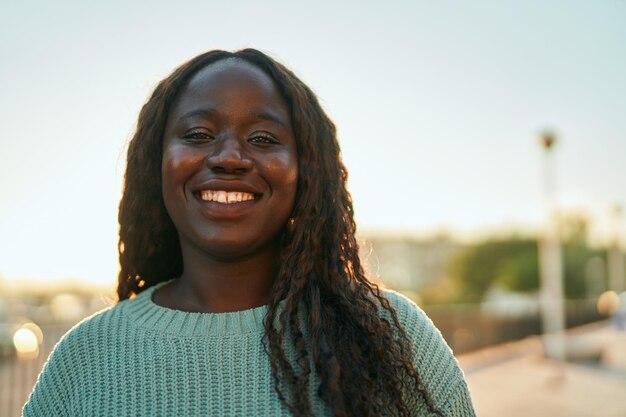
[22,282,475,416]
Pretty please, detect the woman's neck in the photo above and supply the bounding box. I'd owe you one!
[153,245,279,313]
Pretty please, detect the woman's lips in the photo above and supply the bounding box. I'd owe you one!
[192,180,264,218]
[199,190,256,204]
[193,189,261,219]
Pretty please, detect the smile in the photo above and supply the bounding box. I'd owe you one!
[199,190,256,204]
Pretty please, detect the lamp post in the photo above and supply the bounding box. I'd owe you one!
[538,131,566,361]
[608,205,625,294]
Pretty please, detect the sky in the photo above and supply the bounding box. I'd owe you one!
[1,0,625,286]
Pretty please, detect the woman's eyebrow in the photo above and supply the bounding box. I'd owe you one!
[252,111,288,129]
[177,108,217,122]
[176,108,288,129]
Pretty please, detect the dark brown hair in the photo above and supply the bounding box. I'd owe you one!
[118,48,442,417]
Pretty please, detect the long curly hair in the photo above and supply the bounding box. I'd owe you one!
[118,48,442,417]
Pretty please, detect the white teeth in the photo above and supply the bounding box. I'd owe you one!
[200,190,255,204]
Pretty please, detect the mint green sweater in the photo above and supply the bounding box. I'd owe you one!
[23,283,475,416]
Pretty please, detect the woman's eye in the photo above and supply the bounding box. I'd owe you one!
[249,134,278,145]
[182,129,214,142]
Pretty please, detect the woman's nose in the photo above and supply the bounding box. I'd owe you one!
[205,136,253,174]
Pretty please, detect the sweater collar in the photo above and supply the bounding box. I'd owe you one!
[122,281,268,337]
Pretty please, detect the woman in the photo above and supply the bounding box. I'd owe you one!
[23,49,475,417]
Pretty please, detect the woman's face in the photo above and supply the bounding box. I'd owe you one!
[161,59,298,260]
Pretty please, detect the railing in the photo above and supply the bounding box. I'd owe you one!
[426,298,602,354]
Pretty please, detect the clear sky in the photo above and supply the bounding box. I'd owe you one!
[1,0,625,285]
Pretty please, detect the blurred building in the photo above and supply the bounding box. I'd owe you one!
[361,233,461,294]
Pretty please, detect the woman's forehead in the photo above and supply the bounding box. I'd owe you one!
[183,59,275,98]
[163,58,294,144]
[169,59,287,118]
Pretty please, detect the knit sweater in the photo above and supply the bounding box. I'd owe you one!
[23,282,475,416]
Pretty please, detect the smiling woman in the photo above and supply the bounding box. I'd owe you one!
[22,49,475,417]
[159,60,298,275]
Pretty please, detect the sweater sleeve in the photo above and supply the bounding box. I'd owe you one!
[383,290,476,417]
[21,332,77,417]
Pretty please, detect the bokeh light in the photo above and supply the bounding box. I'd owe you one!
[13,326,40,360]
[597,290,620,316]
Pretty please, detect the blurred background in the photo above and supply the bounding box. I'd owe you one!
[1,1,625,416]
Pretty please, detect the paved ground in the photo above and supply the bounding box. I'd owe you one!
[459,322,626,417]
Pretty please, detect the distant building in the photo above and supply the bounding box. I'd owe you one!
[360,233,462,293]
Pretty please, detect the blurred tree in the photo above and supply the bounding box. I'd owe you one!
[448,213,602,302]
[495,248,539,293]
[449,238,537,302]
[557,212,602,298]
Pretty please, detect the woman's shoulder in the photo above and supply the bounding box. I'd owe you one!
[42,302,126,367]
[378,288,433,333]
[54,284,161,346]
[378,288,453,362]
[379,288,476,416]
[21,302,127,416]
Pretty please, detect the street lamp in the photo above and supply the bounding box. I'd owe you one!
[608,205,625,294]
[538,130,566,361]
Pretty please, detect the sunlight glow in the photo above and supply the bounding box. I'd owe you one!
[13,326,41,360]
